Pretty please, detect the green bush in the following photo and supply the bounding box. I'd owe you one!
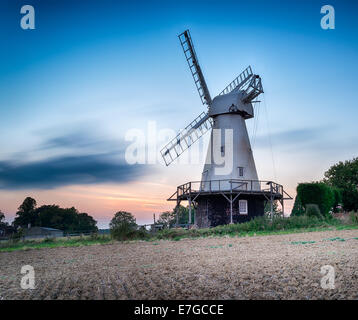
[305,204,322,219]
[135,227,150,240]
[89,232,100,240]
[332,187,343,212]
[111,222,136,241]
[10,229,24,243]
[154,215,336,241]
[296,182,334,217]
[110,223,149,241]
[350,212,358,225]
[291,194,304,216]
[156,228,190,240]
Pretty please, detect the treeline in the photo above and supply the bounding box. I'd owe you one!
[1,197,98,234]
[0,210,15,236]
[292,157,358,217]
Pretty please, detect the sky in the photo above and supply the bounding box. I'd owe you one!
[0,0,357,228]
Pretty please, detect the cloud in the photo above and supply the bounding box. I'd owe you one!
[42,131,99,149]
[0,130,153,190]
[38,130,124,154]
[0,154,150,189]
[253,127,328,149]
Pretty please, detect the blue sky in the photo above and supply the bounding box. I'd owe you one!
[0,0,357,226]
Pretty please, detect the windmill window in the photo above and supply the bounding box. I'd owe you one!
[239,200,248,215]
[221,146,225,155]
[238,167,244,177]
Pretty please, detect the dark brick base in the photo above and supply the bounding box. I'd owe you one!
[195,194,265,228]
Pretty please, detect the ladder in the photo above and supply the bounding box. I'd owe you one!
[161,112,213,166]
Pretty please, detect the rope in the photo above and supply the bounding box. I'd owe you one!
[262,93,277,182]
[251,100,260,148]
[251,103,256,140]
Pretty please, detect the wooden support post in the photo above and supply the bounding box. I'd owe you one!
[281,199,285,217]
[188,197,192,224]
[176,200,179,226]
[230,194,233,224]
[270,183,273,219]
[194,204,197,226]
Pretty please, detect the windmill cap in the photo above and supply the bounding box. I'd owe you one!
[209,91,254,119]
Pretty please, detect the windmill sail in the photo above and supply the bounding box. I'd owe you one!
[242,75,264,102]
[179,30,212,107]
[160,30,214,167]
[160,112,213,166]
[219,66,253,96]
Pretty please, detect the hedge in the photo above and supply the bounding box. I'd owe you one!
[296,182,334,217]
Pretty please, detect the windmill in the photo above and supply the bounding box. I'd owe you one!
[161,30,291,227]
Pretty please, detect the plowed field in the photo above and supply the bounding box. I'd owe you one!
[1,229,358,299]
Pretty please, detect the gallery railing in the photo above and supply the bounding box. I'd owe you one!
[173,179,284,199]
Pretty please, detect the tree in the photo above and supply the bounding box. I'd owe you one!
[156,210,176,228]
[0,210,7,233]
[77,212,97,232]
[331,187,343,213]
[291,194,304,216]
[0,210,15,237]
[110,211,138,241]
[13,197,38,227]
[0,210,5,224]
[110,211,137,229]
[176,205,195,225]
[324,157,358,212]
[36,205,98,233]
[264,200,282,217]
[156,205,195,228]
[19,197,37,213]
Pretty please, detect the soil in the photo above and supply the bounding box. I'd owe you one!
[1,229,358,300]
